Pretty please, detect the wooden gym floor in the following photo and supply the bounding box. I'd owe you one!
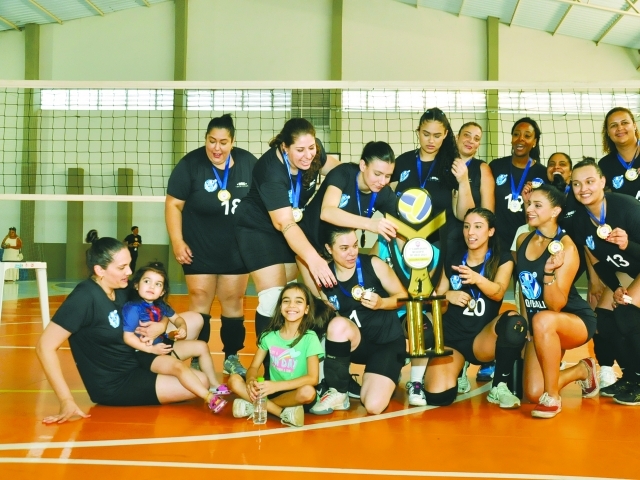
[0,293,638,480]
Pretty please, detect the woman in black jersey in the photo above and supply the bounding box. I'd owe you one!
[515,185,598,418]
[234,119,340,351]
[571,159,640,405]
[413,208,518,408]
[598,107,640,200]
[454,122,495,214]
[308,228,407,415]
[166,115,257,376]
[490,117,548,252]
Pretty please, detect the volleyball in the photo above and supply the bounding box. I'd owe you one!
[397,188,432,225]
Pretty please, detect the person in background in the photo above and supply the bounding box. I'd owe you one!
[123,226,141,273]
[1,227,22,282]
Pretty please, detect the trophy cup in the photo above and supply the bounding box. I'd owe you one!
[385,188,452,358]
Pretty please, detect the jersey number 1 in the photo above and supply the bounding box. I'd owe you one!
[222,199,241,215]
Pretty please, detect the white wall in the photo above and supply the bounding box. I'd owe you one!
[0,30,24,80]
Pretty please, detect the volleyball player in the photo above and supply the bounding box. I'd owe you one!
[166,114,257,376]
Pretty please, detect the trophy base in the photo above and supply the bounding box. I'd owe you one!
[425,348,453,358]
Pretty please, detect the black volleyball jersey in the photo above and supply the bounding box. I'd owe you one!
[300,163,397,251]
[558,188,579,237]
[235,140,327,234]
[490,156,548,249]
[599,152,640,200]
[443,249,513,341]
[322,254,405,344]
[572,193,640,277]
[516,231,591,317]
[167,146,257,273]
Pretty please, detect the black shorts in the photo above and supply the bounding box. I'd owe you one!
[182,262,248,276]
[351,335,406,382]
[235,224,295,271]
[91,368,160,406]
[444,335,482,365]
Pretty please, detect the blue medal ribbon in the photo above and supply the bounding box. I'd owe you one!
[211,154,231,192]
[509,157,532,203]
[616,144,639,173]
[416,150,437,188]
[334,256,364,298]
[461,249,491,305]
[585,202,606,227]
[564,185,570,195]
[282,150,302,209]
[535,226,562,240]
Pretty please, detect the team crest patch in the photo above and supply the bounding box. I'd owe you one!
[204,179,218,192]
[450,275,462,290]
[496,174,508,186]
[519,271,542,300]
[328,295,340,311]
[586,235,595,250]
[399,170,410,182]
[339,194,350,208]
[108,310,120,328]
[612,175,624,189]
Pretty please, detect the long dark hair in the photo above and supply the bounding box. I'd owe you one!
[85,230,126,276]
[258,283,318,348]
[130,261,170,303]
[416,108,458,190]
[511,117,541,161]
[463,208,501,281]
[269,118,321,188]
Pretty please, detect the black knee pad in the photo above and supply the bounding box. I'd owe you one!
[424,386,457,406]
[595,308,616,335]
[613,304,640,336]
[495,312,528,349]
[197,313,212,343]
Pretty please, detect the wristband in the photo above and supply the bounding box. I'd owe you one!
[543,270,555,276]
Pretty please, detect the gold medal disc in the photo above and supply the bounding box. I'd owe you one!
[217,189,231,201]
[547,240,564,255]
[597,224,612,239]
[292,208,303,223]
[626,169,638,181]
[351,285,365,301]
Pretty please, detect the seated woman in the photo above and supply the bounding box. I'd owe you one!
[36,232,211,423]
[515,185,598,418]
[420,208,518,408]
[309,227,407,415]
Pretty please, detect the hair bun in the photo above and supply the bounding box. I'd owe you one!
[85,229,99,244]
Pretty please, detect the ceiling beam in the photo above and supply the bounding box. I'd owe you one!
[84,0,104,16]
[509,0,522,25]
[458,0,466,17]
[553,0,640,18]
[0,15,20,30]
[625,0,639,14]
[596,0,638,45]
[552,4,572,35]
[140,0,151,6]
[28,0,63,24]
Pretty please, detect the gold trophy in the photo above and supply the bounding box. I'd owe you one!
[385,188,452,358]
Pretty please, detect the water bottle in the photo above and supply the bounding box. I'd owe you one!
[253,376,267,425]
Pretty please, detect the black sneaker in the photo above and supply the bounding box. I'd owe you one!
[600,378,634,397]
[348,374,361,399]
[613,382,640,406]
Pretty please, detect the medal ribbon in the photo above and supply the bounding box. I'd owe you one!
[282,150,302,209]
[333,256,364,298]
[585,201,606,227]
[416,150,437,188]
[356,173,378,247]
[461,249,491,304]
[535,226,562,241]
[616,145,639,173]
[509,158,532,203]
[211,154,231,193]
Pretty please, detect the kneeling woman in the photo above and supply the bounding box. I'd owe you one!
[422,208,518,408]
[516,185,598,418]
[310,228,407,415]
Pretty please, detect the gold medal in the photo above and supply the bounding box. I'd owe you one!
[508,199,521,213]
[292,208,303,223]
[597,224,612,239]
[167,331,179,340]
[547,240,564,255]
[217,189,231,201]
[351,285,365,301]
[626,169,639,181]
[468,299,477,311]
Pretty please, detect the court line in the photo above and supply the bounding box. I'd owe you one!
[0,457,630,480]
[0,384,490,451]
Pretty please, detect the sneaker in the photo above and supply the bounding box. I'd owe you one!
[280,406,304,427]
[476,361,495,382]
[207,394,227,413]
[576,357,599,398]
[232,398,254,418]
[223,354,247,377]
[315,379,328,398]
[309,388,349,415]
[348,374,361,399]
[406,381,427,406]
[209,384,231,395]
[599,366,618,389]
[601,378,634,397]
[487,382,521,409]
[190,357,200,371]
[531,392,562,418]
[457,361,470,394]
[613,382,640,406]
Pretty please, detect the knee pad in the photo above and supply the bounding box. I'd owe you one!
[256,286,284,317]
[595,308,616,336]
[613,303,640,336]
[495,312,528,349]
[424,385,457,406]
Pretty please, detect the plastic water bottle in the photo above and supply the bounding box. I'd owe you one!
[253,376,267,425]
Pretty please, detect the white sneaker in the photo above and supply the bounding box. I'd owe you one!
[599,366,618,389]
[487,382,521,409]
[457,361,470,394]
[280,406,304,427]
[309,387,350,415]
[406,381,427,406]
[232,398,254,418]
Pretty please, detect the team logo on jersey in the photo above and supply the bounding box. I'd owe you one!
[236,182,248,188]
[450,275,462,290]
[612,175,624,189]
[496,174,508,186]
[328,295,340,311]
[339,194,350,208]
[108,310,120,328]
[309,180,316,188]
[399,170,410,182]
[586,235,595,250]
[519,271,542,300]
[204,179,218,192]
[564,209,575,219]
